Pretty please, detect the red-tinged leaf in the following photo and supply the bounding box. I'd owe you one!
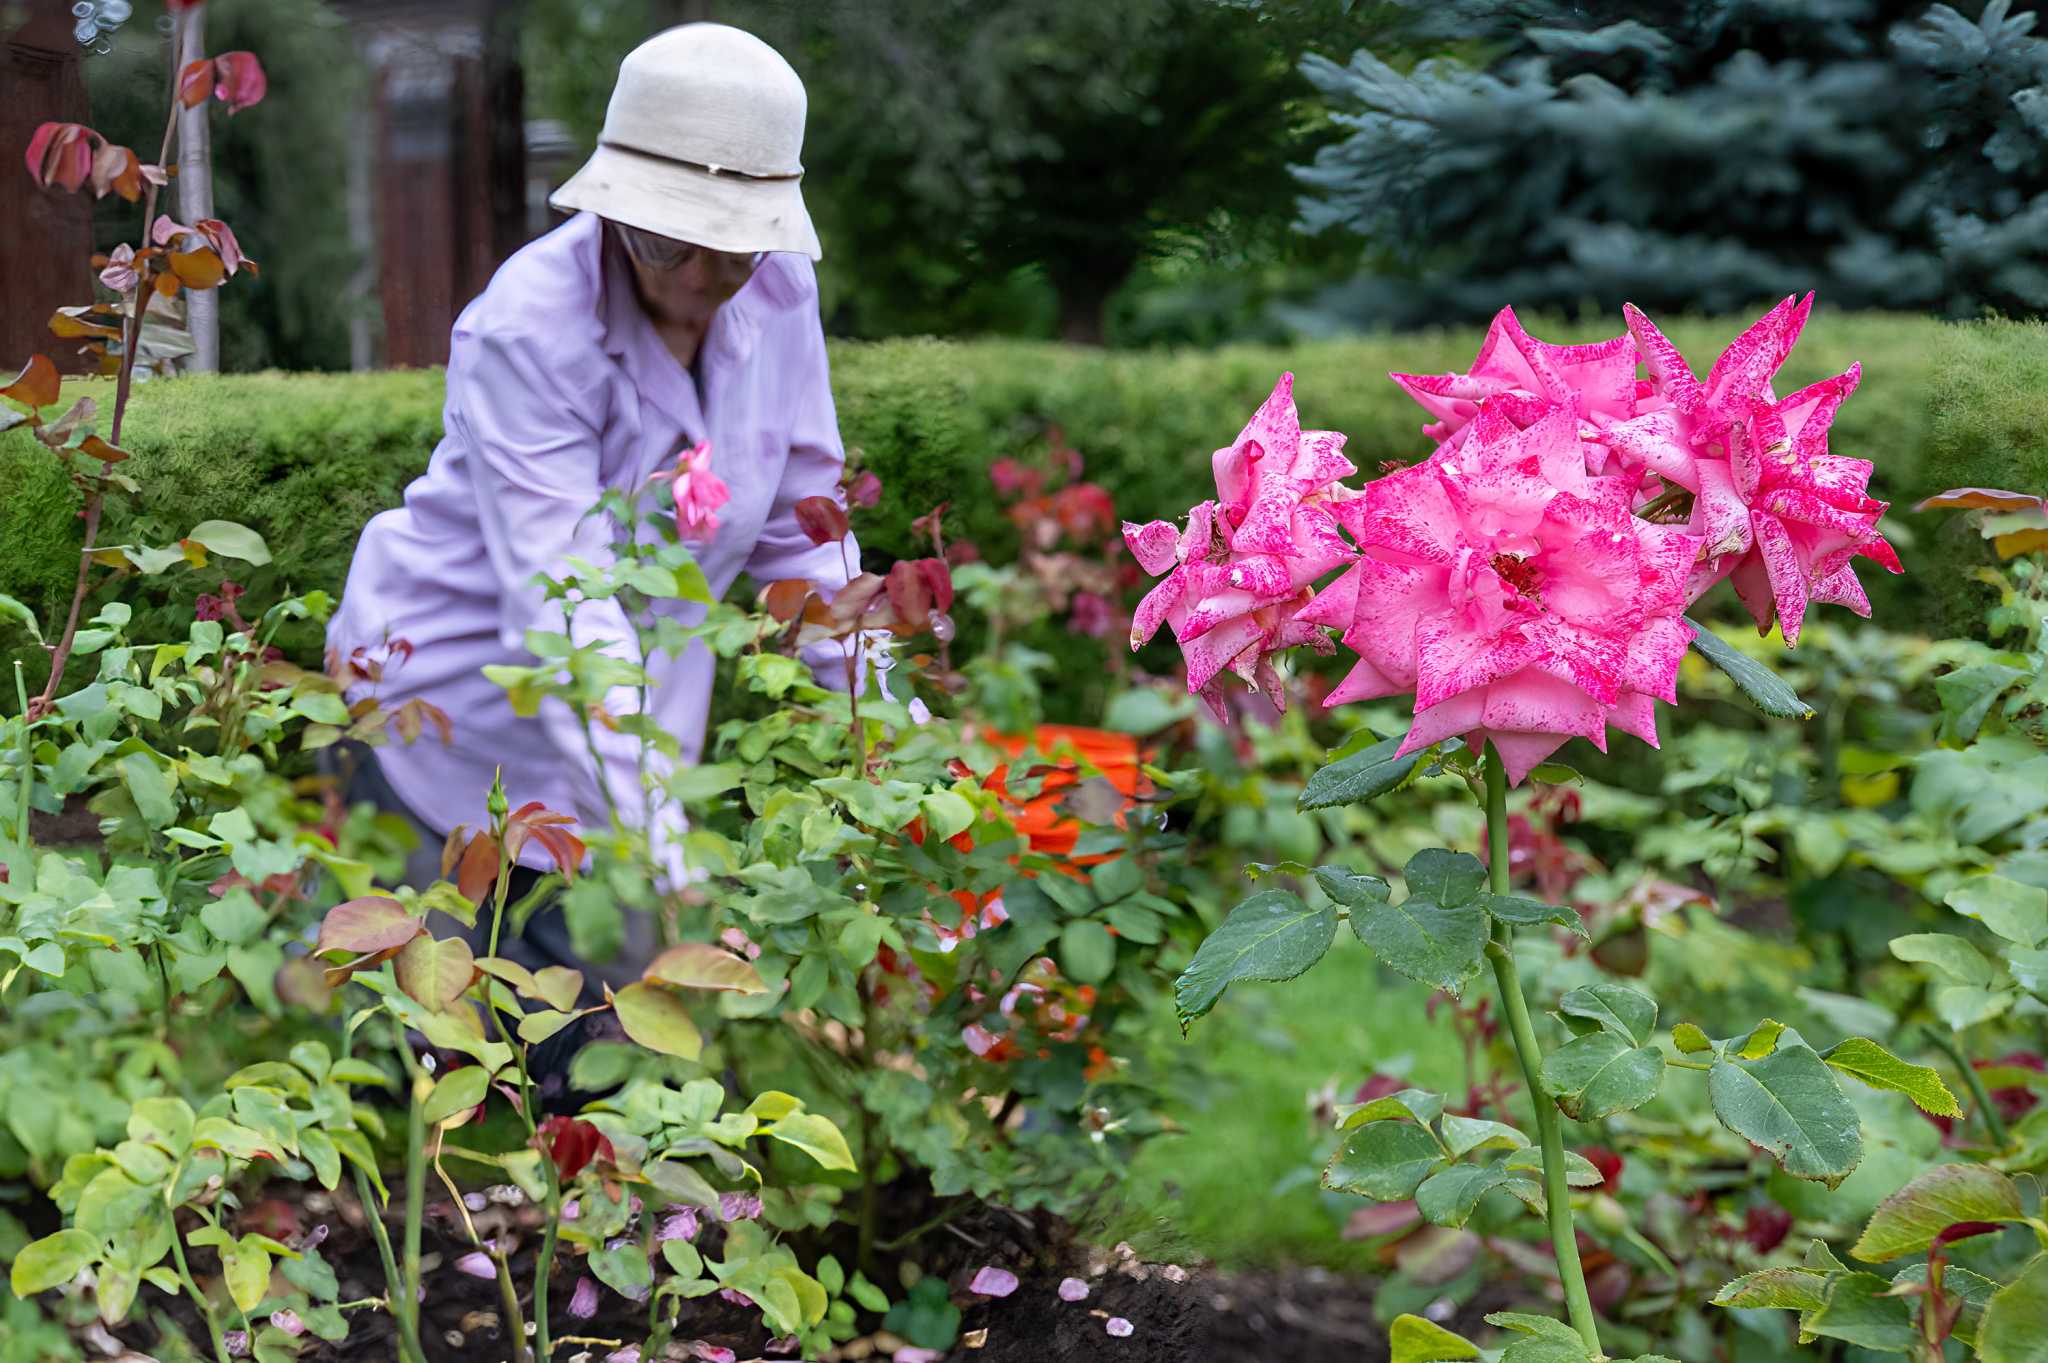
[828,573,886,627]
[322,946,403,989]
[410,700,452,746]
[916,557,954,613]
[440,825,469,880]
[1932,1220,2005,1249]
[456,833,500,904]
[611,983,702,1059]
[885,560,932,624]
[79,435,130,465]
[1915,487,2044,513]
[845,469,882,508]
[506,803,585,876]
[392,701,421,745]
[1343,1200,1422,1240]
[528,825,586,878]
[793,495,848,547]
[25,122,94,193]
[195,218,247,275]
[536,1115,614,1181]
[395,933,477,1012]
[2,355,60,410]
[211,52,268,113]
[169,247,227,291]
[316,896,423,955]
[764,578,811,624]
[89,143,143,201]
[178,58,215,108]
[644,943,768,995]
[275,957,333,1013]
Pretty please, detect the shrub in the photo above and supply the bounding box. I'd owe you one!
[2,315,2029,697]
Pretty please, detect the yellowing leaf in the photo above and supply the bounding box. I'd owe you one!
[765,1112,856,1172]
[644,943,768,994]
[612,982,702,1060]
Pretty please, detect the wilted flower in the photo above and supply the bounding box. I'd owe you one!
[657,1206,700,1243]
[567,1276,600,1320]
[670,440,729,542]
[1302,406,1700,784]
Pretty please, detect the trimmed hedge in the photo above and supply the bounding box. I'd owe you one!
[2,315,2032,697]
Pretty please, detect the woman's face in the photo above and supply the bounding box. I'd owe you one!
[616,223,759,321]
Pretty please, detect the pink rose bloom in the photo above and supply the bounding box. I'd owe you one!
[1391,307,1642,454]
[1302,406,1700,784]
[1600,298,1898,641]
[671,440,730,542]
[1126,374,1354,719]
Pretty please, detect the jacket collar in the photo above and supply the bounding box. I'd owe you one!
[583,213,767,440]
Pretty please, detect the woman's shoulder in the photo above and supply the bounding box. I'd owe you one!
[749,252,819,313]
[457,214,609,346]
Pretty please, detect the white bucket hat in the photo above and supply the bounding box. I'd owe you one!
[549,23,822,261]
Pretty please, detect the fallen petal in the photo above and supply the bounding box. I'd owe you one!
[969,1266,1019,1298]
[1106,1317,1134,1338]
[1058,1277,1090,1302]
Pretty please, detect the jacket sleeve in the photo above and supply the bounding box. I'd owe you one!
[445,323,654,841]
[742,301,868,690]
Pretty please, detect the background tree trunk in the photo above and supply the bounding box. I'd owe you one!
[177,5,220,372]
[1,0,95,373]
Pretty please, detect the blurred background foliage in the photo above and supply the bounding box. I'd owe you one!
[74,0,2043,368]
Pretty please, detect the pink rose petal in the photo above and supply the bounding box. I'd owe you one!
[969,1266,1019,1298]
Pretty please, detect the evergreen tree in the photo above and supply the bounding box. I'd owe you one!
[1291,0,2048,328]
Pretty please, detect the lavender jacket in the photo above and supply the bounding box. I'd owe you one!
[328,212,859,865]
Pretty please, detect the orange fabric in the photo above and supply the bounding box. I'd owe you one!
[983,725,1148,862]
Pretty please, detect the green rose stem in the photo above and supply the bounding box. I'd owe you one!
[1479,746,1602,1355]
[1923,1025,2009,1148]
[397,1044,431,1351]
[12,661,31,871]
[339,1021,427,1363]
[165,1219,231,1363]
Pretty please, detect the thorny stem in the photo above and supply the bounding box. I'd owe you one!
[166,1220,232,1363]
[352,1163,427,1363]
[29,14,176,719]
[1480,747,1602,1356]
[1924,1026,2008,1148]
[342,1015,427,1363]
[398,1045,431,1342]
[11,662,31,870]
[435,1135,531,1363]
[837,540,867,776]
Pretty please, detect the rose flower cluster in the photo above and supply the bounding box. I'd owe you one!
[1126,298,1898,783]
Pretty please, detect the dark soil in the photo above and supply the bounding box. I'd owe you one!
[72,1182,1499,1363]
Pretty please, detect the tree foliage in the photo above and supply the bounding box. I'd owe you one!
[1293,0,2048,328]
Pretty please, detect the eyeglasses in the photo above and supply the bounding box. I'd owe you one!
[614,222,761,278]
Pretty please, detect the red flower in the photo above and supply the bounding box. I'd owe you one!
[1579,1146,1624,1194]
[537,1116,614,1181]
[1736,1204,1794,1255]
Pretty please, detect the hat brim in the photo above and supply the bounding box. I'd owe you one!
[548,142,821,261]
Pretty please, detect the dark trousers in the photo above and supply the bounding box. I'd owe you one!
[337,746,653,1009]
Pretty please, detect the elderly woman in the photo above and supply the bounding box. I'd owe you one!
[327,24,857,1028]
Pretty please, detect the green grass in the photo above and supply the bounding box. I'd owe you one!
[1105,946,1461,1271]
